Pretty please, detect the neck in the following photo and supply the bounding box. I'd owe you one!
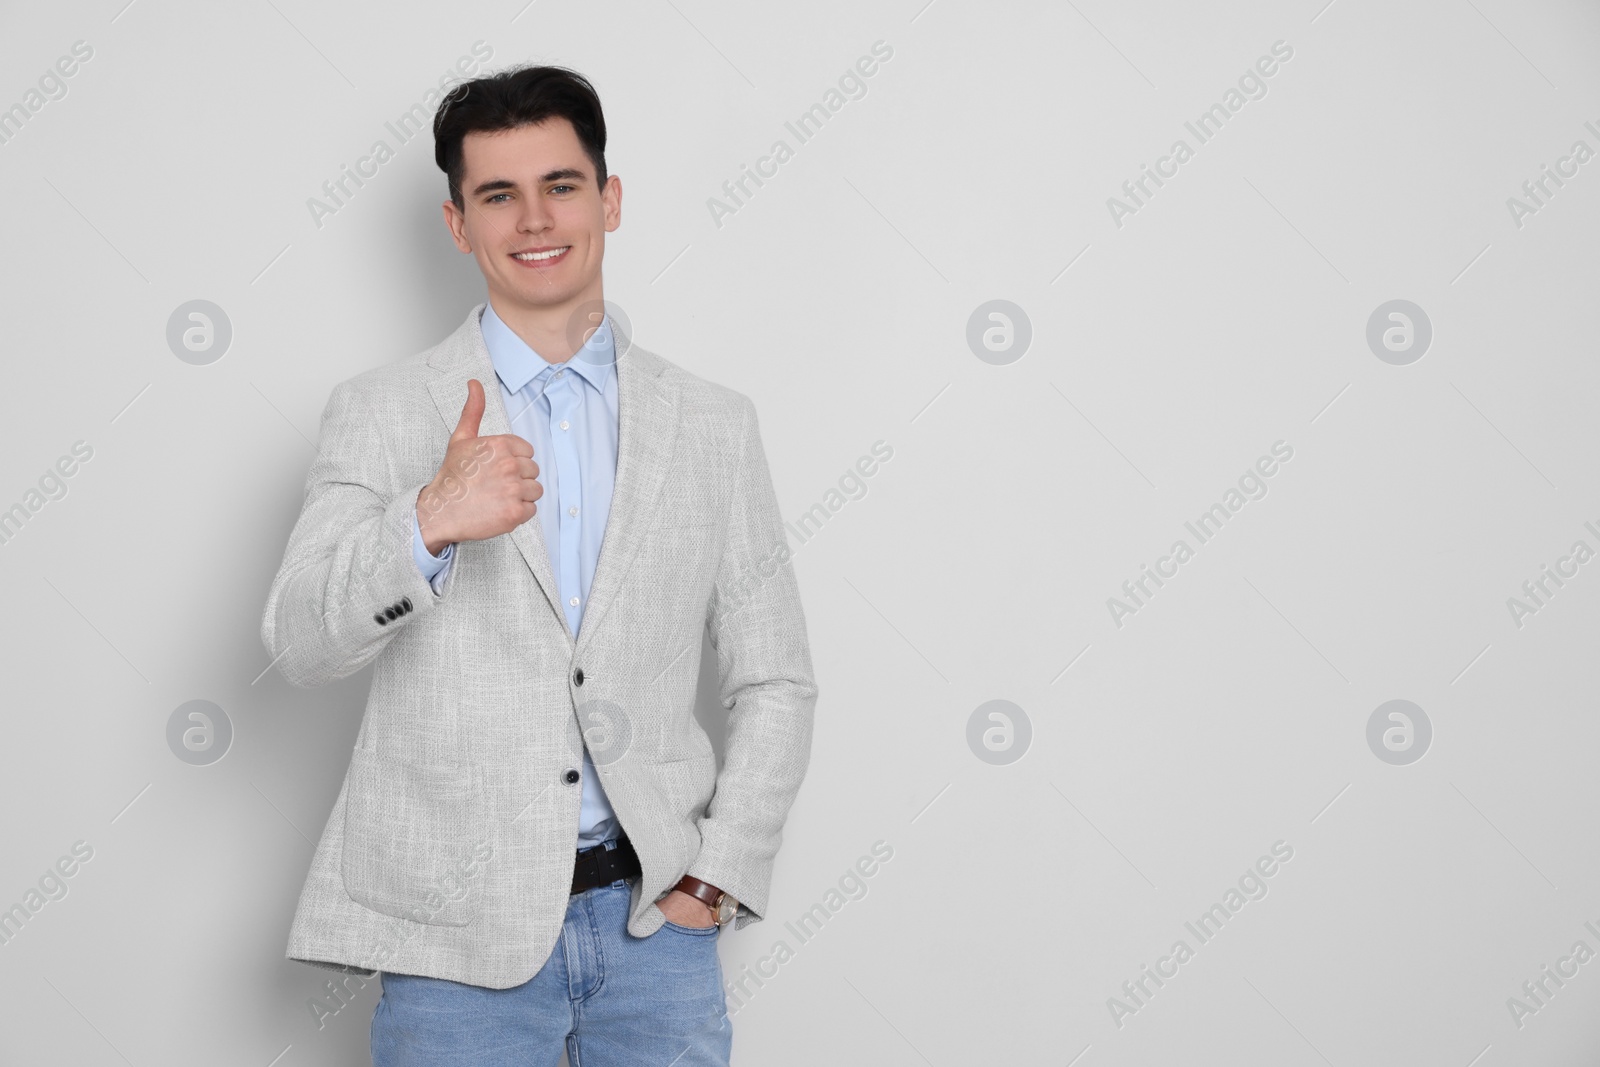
[487,282,604,364]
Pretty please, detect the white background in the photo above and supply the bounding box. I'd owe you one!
[1,0,1598,1064]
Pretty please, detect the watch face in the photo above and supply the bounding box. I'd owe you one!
[715,897,738,924]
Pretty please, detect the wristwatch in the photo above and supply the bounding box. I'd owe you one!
[674,875,738,927]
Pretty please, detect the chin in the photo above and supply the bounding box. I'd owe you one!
[515,283,577,306]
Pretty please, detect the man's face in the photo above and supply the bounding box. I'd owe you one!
[443,117,620,320]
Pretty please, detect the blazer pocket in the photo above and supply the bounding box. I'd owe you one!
[340,745,487,927]
[650,752,718,815]
[649,518,721,538]
[652,517,719,529]
[643,519,722,564]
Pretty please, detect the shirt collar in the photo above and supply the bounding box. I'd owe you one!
[479,300,617,396]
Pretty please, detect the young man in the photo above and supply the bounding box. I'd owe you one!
[260,65,817,1066]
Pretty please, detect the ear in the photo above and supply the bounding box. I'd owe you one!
[442,200,473,253]
[601,174,622,233]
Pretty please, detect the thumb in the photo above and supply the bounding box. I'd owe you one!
[451,378,485,442]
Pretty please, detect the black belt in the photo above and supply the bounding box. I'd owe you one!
[571,836,641,895]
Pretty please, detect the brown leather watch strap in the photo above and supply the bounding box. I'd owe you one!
[673,875,722,908]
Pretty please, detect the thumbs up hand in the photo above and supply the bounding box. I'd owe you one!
[416,378,542,554]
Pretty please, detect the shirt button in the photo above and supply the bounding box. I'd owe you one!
[568,506,579,517]
[555,369,565,378]
[559,419,570,431]
[569,596,580,607]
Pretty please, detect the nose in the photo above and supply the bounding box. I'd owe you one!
[516,195,552,236]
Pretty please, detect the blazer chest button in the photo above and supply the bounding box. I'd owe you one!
[563,769,581,784]
[573,668,585,686]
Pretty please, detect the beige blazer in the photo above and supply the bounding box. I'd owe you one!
[259,304,817,989]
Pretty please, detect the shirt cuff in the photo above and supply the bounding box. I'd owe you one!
[411,507,454,590]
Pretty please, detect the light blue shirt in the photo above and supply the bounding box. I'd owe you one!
[411,300,621,848]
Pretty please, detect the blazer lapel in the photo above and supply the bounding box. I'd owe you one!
[576,319,679,658]
[427,304,570,647]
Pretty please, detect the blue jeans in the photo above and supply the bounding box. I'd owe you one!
[371,878,731,1066]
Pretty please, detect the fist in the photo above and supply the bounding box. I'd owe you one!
[417,379,543,552]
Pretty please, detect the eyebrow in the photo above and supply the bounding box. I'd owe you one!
[470,168,589,198]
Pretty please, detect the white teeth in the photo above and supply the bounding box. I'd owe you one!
[513,247,568,261]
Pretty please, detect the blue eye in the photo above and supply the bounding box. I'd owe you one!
[551,185,575,194]
[487,193,510,203]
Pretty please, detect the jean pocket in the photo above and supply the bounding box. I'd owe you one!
[340,746,488,926]
[660,917,720,936]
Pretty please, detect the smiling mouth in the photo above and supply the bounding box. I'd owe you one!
[511,246,571,265]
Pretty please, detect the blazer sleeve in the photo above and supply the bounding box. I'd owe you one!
[259,379,446,689]
[688,395,819,926]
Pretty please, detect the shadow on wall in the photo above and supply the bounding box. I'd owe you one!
[403,180,493,345]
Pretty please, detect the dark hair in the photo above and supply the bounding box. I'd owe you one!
[432,65,608,211]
